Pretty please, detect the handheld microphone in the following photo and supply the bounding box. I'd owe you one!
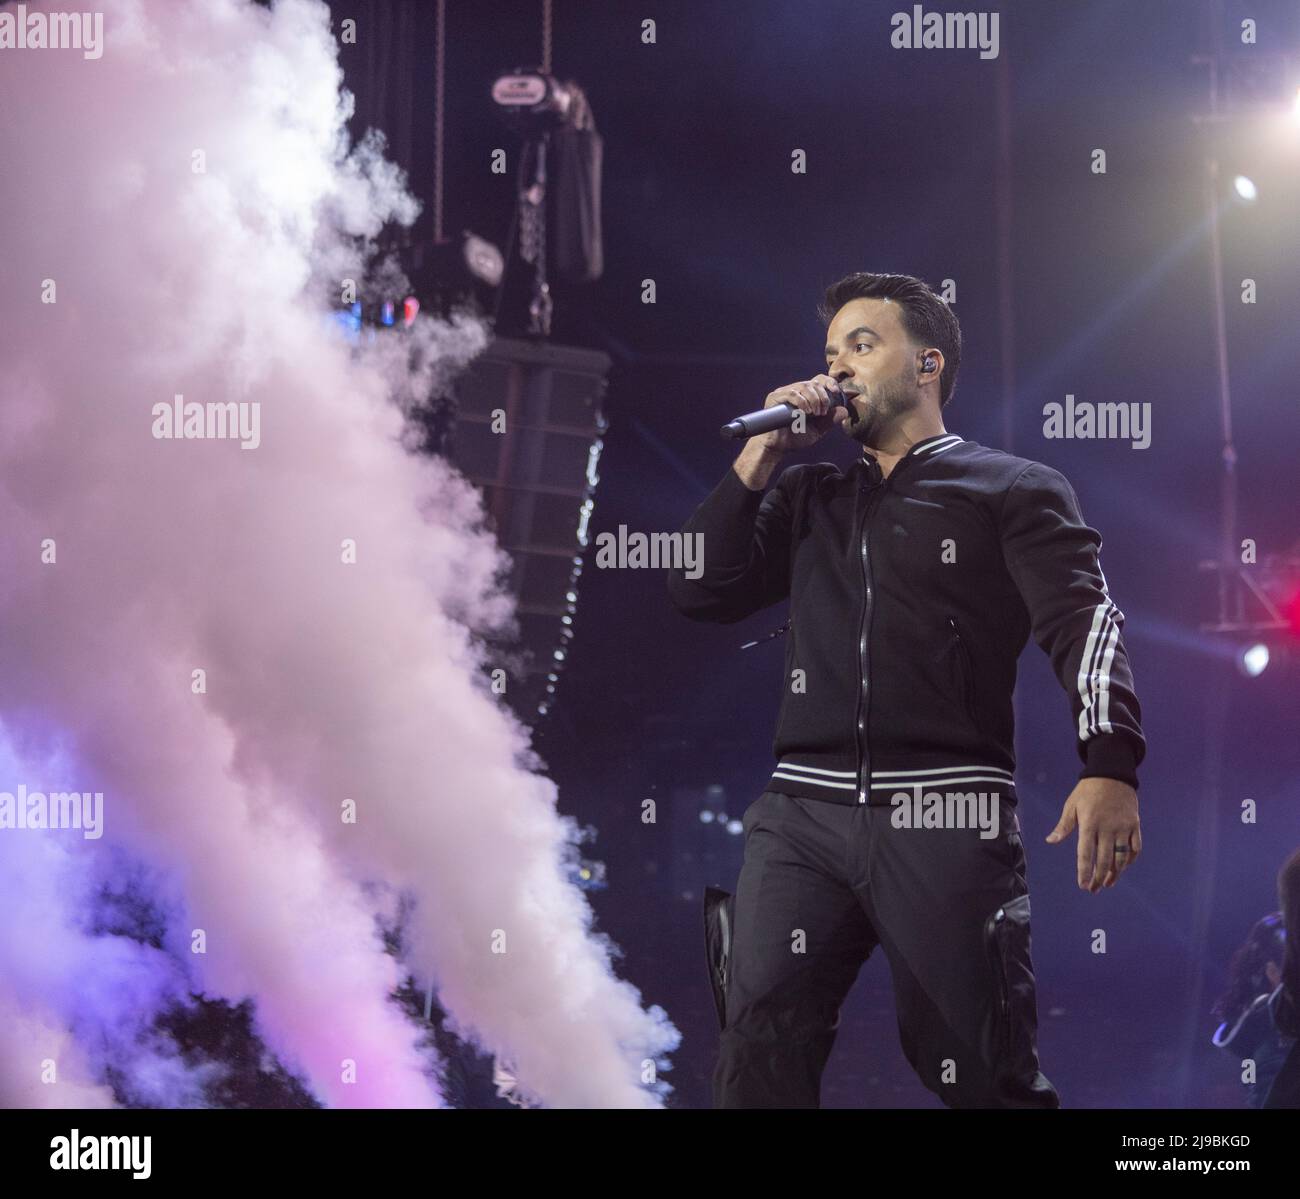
[719,384,852,440]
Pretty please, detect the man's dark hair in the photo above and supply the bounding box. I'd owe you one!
[817,272,962,408]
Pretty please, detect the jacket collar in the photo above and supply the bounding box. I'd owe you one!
[858,432,964,473]
[902,431,963,458]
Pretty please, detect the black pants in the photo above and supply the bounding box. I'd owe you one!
[713,789,1060,1108]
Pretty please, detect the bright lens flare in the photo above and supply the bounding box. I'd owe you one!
[1240,643,1270,678]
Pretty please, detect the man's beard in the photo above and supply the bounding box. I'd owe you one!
[843,367,919,451]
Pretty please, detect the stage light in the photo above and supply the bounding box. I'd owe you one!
[463,233,504,287]
[1233,175,1258,202]
[329,305,362,338]
[576,497,594,546]
[375,232,502,323]
[699,810,715,823]
[1239,643,1270,677]
[1284,590,1300,636]
[726,820,744,836]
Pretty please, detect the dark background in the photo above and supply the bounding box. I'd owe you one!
[337,0,1300,1107]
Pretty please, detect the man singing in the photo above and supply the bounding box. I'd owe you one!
[667,272,1146,1108]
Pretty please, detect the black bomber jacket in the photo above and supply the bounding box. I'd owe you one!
[666,432,1146,807]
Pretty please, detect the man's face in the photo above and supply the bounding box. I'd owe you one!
[823,297,923,451]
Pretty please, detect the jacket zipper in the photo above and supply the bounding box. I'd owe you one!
[856,484,879,805]
[985,905,1012,1063]
[948,615,979,728]
[857,455,912,802]
[717,898,731,995]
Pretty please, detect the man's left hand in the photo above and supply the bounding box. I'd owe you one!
[1045,778,1141,893]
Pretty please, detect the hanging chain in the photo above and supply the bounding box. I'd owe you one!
[432,0,446,243]
[523,139,551,335]
[517,0,554,335]
[519,141,543,266]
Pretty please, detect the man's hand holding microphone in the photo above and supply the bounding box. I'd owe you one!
[731,374,852,490]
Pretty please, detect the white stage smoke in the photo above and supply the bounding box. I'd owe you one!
[0,0,678,1108]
